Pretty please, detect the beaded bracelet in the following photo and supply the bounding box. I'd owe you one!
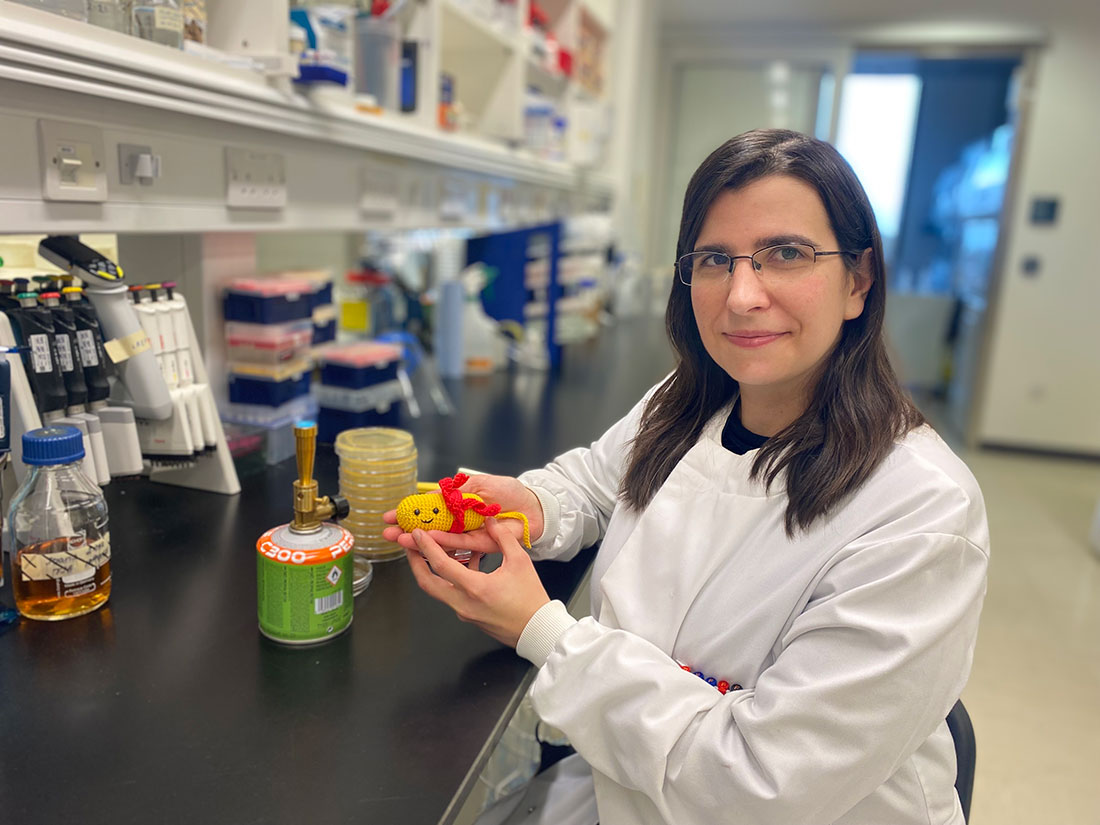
[681,664,742,695]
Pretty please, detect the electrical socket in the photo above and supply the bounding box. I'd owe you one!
[38,119,108,203]
[225,147,286,209]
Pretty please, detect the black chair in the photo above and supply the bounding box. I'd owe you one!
[946,700,975,822]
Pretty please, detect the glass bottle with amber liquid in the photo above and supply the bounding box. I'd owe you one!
[8,426,111,620]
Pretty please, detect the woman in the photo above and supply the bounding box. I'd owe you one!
[383,129,989,825]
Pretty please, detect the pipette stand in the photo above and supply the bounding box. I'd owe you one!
[146,293,240,495]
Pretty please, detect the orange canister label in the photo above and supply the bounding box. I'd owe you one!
[256,524,354,565]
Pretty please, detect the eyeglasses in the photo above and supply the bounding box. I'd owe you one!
[676,244,846,286]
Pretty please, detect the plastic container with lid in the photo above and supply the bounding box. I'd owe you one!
[9,0,86,21]
[220,394,319,428]
[318,341,402,389]
[222,395,320,466]
[315,379,403,414]
[7,426,111,621]
[228,360,313,407]
[87,0,129,32]
[223,278,314,324]
[225,319,314,364]
[333,427,417,561]
[131,0,184,49]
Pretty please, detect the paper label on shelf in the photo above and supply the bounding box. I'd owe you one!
[28,334,53,374]
[76,329,100,367]
[54,334,75,372]
[153,7,183,30]
[104,329,152,364]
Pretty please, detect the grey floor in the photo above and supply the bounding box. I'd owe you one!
[955,445,1100,824]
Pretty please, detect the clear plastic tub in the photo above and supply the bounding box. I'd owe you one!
[315,379,403,413]
[220,394,319,428]
[226,320,313,365]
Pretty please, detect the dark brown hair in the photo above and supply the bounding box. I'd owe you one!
[621,129,924,535]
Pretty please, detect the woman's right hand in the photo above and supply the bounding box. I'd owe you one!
[381,473,545,557]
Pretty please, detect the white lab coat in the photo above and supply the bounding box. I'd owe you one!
[515,393,989,825]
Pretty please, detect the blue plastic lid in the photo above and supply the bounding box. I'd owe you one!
[22,426,84,465]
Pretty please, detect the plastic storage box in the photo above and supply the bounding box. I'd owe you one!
[226,320,314,364]
[228,360,312,407]
[318,405,401,444]
[312,304,338,345]
[315,379,403,413]
[222,395,320,465]
[223,278,314,324]
[318,342,402,389]
[309,281,334,308]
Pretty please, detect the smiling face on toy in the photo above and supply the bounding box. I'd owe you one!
[398,492,458,532]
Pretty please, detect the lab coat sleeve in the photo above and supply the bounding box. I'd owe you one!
[517,388,654,562]
[525,531,989,825]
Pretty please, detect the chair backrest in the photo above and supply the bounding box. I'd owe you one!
[946,699,976,822]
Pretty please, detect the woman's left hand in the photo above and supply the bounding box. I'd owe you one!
[406,517,550,648]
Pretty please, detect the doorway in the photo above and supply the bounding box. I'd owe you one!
[835,52,1024,442]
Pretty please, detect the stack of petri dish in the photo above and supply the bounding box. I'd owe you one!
[334,427,418,567]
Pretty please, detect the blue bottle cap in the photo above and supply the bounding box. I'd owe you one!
[22,426,84,465]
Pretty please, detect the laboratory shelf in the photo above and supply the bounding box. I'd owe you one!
[0,0,614,234]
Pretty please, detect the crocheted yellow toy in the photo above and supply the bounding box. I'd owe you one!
[396,473,531,548]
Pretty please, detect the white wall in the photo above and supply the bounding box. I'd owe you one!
[976,24,1100,453]
[607,0,659,273]
[642,6,1100,454]
[660,63,823,274]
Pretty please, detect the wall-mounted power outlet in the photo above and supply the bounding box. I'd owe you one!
[225,147,286,209]
[38,119,108,202]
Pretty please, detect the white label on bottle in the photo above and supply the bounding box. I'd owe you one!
[76,531,111,568]
[19,532,110,582]
[76,329,100,367]
[28,333,53,374]
[54,334,75,372]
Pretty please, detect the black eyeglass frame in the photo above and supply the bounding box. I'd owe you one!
[676,245,848,286]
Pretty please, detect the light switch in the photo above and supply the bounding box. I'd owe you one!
[119,143,162,186]
[38,119,108,202]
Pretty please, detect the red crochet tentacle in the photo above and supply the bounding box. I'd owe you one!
[470,500,501,518]
[438,475,468,533]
